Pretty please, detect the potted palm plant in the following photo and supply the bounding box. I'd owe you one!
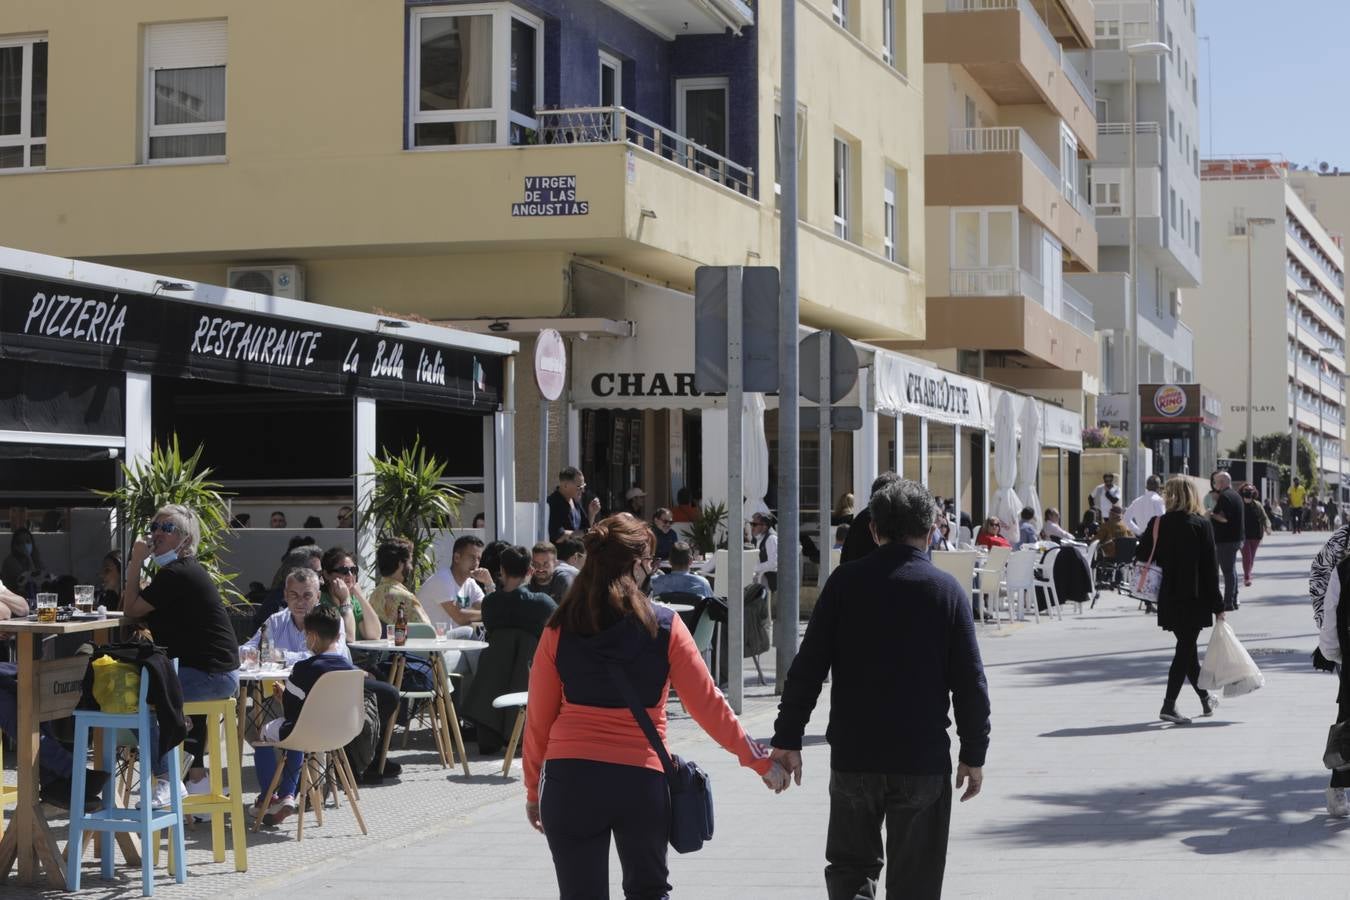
[360,438,461,590]
[686,501,728,556]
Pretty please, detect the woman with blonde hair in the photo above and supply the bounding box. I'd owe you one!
[1134,477,1225,724]
[523,513,786,898]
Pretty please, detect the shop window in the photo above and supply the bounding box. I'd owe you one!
[145,21,227,162]
[409,4,543,148]
[0,34,46,170]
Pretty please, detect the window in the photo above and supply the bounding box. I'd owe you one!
[599,50,621,107]
[1168,106,1175,141]
[144,22,227,162]
[883,165,906,264]
[964,96,977,129]
[1169,188,1176,226]
[833,0,848,29]
[951,208,1015,271]
[1093,180,1122,216]
[1060,126,1080,208]
[0,34,46,169]
[1192,74,1198,104]
[409,4,543,149]
[833,137,851,239]
[1095,97,1109,122]
[1194,219,1200,250]
[881,0,896,67]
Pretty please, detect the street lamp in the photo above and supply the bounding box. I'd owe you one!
[1126,40,1171,501]
[1317,343,1341,497]
[1295,287,1318,485]
[1244,216,1277,484]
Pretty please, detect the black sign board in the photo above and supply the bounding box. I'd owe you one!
[0,273,503,411]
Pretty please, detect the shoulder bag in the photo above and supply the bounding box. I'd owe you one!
[604,662,715,854]
[1132,516,1164,603]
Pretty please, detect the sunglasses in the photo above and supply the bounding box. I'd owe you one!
[148,522,177,534]
[327,566,358,576]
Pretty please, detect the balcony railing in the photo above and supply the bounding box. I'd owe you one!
[1061,279,1097,335]
[535,106,755,196]
[950,126,1061,185]
[1098,121,1161,137]
[950,266,1044,304]
[945,0,1095,106]
[1287,220,1346,291]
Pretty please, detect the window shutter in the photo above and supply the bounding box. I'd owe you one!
[146,20,227,70]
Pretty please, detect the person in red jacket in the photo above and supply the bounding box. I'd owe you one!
[523,513,787,898]
[974,517,1011,549]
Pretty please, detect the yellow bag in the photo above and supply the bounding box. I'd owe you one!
[90,656,141,714]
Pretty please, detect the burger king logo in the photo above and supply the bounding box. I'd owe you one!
[1154,384,1187,417]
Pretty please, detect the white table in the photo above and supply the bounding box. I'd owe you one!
[235,667,293,749]
[348,638,488,775]
[654,602,695,614]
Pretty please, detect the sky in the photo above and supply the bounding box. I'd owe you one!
[1199,0,1349,169]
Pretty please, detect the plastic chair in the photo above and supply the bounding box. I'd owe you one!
[67,665,186,896]
[251,669,367,841]
[178,697,247,872]
[1005,551,1050,623]
[492,692,528,776]
[931,550,980,620]
[974,550,1011,627]
[1036,548,1065,619]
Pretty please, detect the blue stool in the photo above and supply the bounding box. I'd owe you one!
[67,665,187,896]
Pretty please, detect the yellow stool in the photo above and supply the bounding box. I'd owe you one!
[174,698,248,872]
[0,740,17,839]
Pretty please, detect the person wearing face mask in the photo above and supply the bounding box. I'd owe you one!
[2,527,46,597]
[122,504,240,810]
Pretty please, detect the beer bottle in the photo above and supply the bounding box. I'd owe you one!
[394,600,408,647]
[259,623,273,664]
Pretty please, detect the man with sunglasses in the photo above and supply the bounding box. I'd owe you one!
[546,467,602,543]
[651,507,679,561]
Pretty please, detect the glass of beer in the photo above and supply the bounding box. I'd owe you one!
[74,585,96,614]
[35,593,58,623]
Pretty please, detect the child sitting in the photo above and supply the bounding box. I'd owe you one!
[253,604,354,826]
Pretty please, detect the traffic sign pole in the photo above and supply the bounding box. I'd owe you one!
[727,267,745,715]
[817,333,833,590]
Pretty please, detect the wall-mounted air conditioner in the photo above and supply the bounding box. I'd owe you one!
[226,264,305,300]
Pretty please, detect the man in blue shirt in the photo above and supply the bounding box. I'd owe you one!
[650,542,713,600]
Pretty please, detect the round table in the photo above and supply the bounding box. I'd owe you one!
[347,638,489,775]
[654,602,695,614]
[235,667,293,749]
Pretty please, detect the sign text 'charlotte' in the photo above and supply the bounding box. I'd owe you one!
[511,175,590,217]
[905,372,971,416]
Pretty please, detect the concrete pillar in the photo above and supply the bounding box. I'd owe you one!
[701,406,729,509]
[919,418,930,488]
[353,396,377,578]
[853,372,878,502]
[124,372,153,468]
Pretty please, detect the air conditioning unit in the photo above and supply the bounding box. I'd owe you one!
[226,264,305,300]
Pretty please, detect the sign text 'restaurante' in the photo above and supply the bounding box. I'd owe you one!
[905,372,971,416]
[511,175,589,217]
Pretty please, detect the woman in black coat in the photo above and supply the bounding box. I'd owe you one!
[1134,476,1226,725]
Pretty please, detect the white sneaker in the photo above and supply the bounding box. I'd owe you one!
[136,777,173,811]
[1328,787,1350,818]
[185,775,212,822]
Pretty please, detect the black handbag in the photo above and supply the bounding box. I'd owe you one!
[604,662,714,854]
[1325,720,1350,770]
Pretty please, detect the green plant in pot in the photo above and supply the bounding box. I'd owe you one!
[361,438,461,590]
[99,436,243,605]
[687,501,728,556]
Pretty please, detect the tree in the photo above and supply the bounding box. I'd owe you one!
[1227,433,1318,492]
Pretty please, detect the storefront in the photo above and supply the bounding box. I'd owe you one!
[1102,383,1222,479]
[0,247,517,586]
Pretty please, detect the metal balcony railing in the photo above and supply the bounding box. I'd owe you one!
[535,106,755,196]
[1061,279,1097,335]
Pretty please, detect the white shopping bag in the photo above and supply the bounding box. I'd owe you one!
[1198,620,1265,697]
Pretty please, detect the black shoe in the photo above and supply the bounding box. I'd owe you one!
[40,770,109,811]
[381,760,402,777]
[1159,707,1192,725]
[359,767,388,786]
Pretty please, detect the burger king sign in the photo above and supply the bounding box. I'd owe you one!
[1153,384,1188,418]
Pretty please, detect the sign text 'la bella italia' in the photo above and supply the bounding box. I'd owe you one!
[511,175,590,216]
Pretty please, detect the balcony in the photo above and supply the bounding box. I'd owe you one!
[1096,121,1162,168]
[928,127,1098,269]
[1061,278,1096,335]
[1094,0,1161,50]
[925,0,1097,156]
[537,106,754,196]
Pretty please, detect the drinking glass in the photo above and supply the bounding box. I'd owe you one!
[74,585,96,614]
[35,593,58,623]
[434,622,448,642]
[239,646,259,672]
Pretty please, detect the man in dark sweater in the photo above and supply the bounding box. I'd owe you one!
[1209,470,1245,611]
[771,478,991,900]
[838,471,900,563]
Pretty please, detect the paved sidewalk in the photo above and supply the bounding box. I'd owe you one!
[260,532,1350,899]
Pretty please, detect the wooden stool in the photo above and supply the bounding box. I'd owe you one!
[177,698,247,872]
[491,692,528,777]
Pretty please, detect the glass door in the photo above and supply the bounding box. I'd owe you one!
[676,77,729,176]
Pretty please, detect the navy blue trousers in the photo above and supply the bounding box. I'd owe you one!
[541,758,670,900]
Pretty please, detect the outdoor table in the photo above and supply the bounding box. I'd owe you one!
[235,666,293,749]
[654,602,695,614]
[0,613,127,888]
[348,638,487,777]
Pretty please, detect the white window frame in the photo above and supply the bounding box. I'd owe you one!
[833,137,852,240]
[773,100,806,206]
[0,33,46,171]
[949,207,1017,269]
[408,3,545,150]
[675,76,729,154]
[143,22,227,165]
[599,49,622,107]
[1060,125,1079,209]
[881,0,896,66]
[883,165,899,263]
[1093,179,1122,216]
[833,0,849,29]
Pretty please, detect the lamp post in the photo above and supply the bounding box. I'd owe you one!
[1317,344,1340,498]
[1295,288,1318,486]
[1244,217,1276,484]
[1126,40,1171,501]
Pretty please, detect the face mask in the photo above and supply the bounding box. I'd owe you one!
[153,549,179,567]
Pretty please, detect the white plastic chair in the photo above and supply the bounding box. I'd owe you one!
[251,669,368,841]
[1004,551,1041,624]
[975,546,1013,623]
[931,550,984,625]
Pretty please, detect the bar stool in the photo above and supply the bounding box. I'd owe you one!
[178,697,248,872]
[491,692,528,777]
[67,666,186,897]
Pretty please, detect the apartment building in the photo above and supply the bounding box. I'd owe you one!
[1069,0,1202,399]
[0,1,925,519]
[1190,158,1347,495]
[911,0,1100,418]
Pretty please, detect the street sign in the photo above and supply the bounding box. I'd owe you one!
[800,406,863,431]
[799,331,858,403]
[693,266,780,394]
[534,328,566,401]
